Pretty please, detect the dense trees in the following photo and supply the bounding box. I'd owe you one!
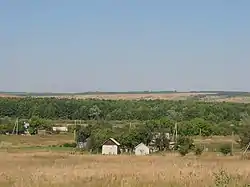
[0,97,249,122]
[2,97,250,152]
[0,97,249,137]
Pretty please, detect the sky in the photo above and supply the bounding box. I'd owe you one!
[0,1,250,93]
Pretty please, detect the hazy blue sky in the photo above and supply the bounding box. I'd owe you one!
[0,1,250,92]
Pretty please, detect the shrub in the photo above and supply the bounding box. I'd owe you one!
[220,144,232,156]
[63,142,77,148]
[178,145,189,156]
[177,136,195,150]
[213,169,231,187]
[194,146,204,156]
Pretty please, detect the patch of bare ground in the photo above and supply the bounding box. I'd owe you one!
[0,94,21,98]
[216,96,250,103]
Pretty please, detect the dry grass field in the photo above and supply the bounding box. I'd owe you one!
[0,92,213,100]
[0,151,250,187]
[2,92,250,103]
[0,134,249,187]
[69,92,209,100]
[0,134,73,148]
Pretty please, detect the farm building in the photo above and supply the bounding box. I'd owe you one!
[52,126,68,132]
[102,138,120,155]
[135,143,150,156]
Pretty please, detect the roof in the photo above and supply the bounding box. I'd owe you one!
[135,143,148,149]
[102,138,121,146]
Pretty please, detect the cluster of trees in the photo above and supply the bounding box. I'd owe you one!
[0,116,52,134]
[1,97,250,122]
[1,97,250,154]
[1,97,249,136]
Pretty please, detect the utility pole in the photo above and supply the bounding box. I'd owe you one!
[12,118,19,135]
[16,118,18,135]
[243,142,250,157]
[74,120,76,142]
[230,124,234,155]
[231,131,234,155]
[199,128,202,147]
[175,123,178,146]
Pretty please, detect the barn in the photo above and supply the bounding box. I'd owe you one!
[135,143,150,156]
[102,138,120,155]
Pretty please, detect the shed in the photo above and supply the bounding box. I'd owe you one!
[52,126,68,132]
[135,143,150,156]
[102,138,121,155]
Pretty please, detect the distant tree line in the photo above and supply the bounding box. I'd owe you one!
[0,97,250,137]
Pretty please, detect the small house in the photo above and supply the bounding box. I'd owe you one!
[102,138,121,155]
[135,143,150,156]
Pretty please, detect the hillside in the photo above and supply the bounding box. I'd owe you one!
[1,91,250,103]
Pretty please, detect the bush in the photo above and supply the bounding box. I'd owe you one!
[194,146,204,156]
[220,144,232,156]
[63,142,77,148]
[213,169,231,187]
[178,145,189,156]
[177,136,195,150]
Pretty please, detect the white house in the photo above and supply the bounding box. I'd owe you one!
[135,143,150,156]
[102,138,120,155]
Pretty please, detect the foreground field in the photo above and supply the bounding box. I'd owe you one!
[0,135,248,186]
[0,151,250,187]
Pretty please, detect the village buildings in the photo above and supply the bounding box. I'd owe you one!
[135,143,150,156]
[102,138,121,155]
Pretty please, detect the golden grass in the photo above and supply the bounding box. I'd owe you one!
[0,134,73,148]
[0,92,212,100]
[0,151,250,187]
[45,92,211,100]
[2,92,250,103]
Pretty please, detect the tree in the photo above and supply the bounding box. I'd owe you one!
[76,125,92,143]
[177,136,195,156]
[238,117,250,148]
[28,116,52,134]
[177,136,194,150]
[88,105,101,120]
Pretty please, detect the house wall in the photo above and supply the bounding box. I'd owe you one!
[102,145,118,155]
[52,127,68,132]
[135,145,150,156]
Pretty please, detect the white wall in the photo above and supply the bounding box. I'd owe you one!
[135,145,150,156]
[102,145,118,155]
[52,127,68,132]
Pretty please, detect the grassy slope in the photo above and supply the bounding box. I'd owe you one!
[1,91,250,103]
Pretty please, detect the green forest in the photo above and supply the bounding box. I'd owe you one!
[1,97,250,153]
[1,97,250,134]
